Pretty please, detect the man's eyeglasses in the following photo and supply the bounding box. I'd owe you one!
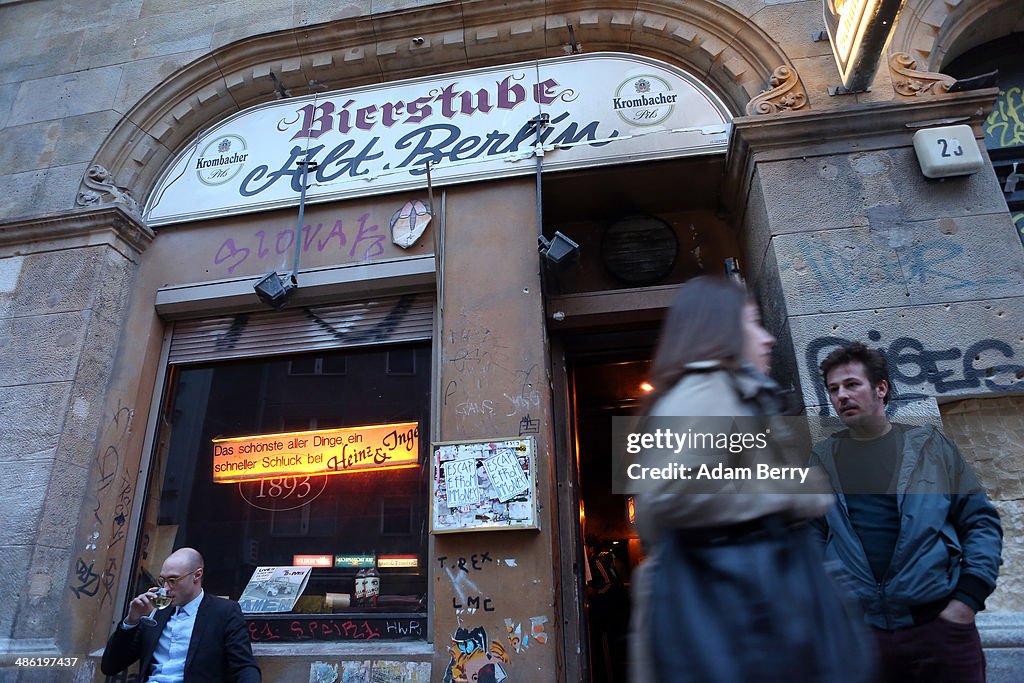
[158,568,200,588]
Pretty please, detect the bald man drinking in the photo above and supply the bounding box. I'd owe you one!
[101,547,261,683]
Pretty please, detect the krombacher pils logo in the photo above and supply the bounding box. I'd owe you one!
[195,134,249,186]
[612,75,677,126]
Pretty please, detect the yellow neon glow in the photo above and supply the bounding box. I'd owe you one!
[828,0,881,77]
[378,555,419,568]
[838,0,877,58]
[212,421,419,483]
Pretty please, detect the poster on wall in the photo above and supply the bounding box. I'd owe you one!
[430,437,538,533]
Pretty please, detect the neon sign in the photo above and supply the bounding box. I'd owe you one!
[377,555,419,568]
[212,421,419,483]
[293,555,332,567]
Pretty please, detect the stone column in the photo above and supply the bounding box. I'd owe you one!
[0,206,152,661]
[432,178,559,681]
[728,89,1024,679]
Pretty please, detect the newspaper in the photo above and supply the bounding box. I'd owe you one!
[238,566,312,613]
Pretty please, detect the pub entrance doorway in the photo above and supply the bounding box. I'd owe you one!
[553,330,656,683]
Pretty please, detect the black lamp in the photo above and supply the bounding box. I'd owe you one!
[538,231,580,266]
[254,271,297,310]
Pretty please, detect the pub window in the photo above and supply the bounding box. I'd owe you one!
[288,355,348,376]
[131,342,431,639]
[386,348,417,376]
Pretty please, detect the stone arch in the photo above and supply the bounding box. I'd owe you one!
[85,0,797,210]
[890,0,1024,71]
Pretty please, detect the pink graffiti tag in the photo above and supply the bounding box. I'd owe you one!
[212,212,384,274]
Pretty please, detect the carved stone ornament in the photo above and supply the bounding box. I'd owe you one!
[745,65,809,115]
[889,52,956,98]
[76,164,139,213]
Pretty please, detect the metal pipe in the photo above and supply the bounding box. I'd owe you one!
[531,113,549,241]
[291,160,318,278]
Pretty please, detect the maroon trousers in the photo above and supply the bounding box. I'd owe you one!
[872,617,986,683]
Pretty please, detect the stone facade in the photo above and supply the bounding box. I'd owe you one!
[1,0,1023,681]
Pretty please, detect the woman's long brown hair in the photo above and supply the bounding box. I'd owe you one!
[643,276,747,413]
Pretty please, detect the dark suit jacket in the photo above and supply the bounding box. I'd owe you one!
[101,594,261,683]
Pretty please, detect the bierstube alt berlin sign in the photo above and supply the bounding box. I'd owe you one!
[145,52,732,227]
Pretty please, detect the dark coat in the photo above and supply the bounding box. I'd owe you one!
[101,594,261,683]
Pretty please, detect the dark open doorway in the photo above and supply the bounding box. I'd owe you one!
[554,330,655,683]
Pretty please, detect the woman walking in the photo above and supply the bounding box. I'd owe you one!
[629,276,872,683]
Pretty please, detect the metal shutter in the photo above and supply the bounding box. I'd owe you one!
[167,292,433,365]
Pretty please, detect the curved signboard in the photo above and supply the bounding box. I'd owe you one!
[145,52,732,227]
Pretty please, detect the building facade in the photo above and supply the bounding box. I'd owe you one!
[0,1,1022,682]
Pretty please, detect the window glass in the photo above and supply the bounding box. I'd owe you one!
[132,344,431,622]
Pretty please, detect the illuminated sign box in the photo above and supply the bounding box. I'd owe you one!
[912,125,985,178]
[293,555,333,567]
[212,422,419,483]
[335,555,376,568]
[823,0,905,92]
[378,555,419,569]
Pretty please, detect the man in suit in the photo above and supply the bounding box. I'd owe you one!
[101,547,261,683]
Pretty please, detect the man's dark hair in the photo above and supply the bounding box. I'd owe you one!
[819,342,891,405]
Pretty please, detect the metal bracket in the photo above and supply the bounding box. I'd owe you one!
[828,84,870,96]
[567,24,581,54]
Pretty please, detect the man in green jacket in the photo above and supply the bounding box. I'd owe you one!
[811,342,1002,683]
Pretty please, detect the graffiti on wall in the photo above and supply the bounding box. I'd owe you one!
[208,294,419,354]
[211,212,387,275]
[438,553,495,572]
[444,626,511,683]
[69,557,100,599]
[504,616,549,654]
[73,400,135,602]
[437,547,550,678]
[518,414,540,435]
[786,239,1007,304]
[246,617,424,642]
[443,326,546,436]
[985,87,1024,148]
[806,329,1024,411]
[439,554,500,614]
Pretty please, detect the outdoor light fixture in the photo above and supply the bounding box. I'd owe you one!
[253,271,296,310]
[254,159,318,309]
[912,125,985,179]
[538,231,580,266]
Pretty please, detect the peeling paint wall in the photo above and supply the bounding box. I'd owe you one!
[433,179,558,682]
